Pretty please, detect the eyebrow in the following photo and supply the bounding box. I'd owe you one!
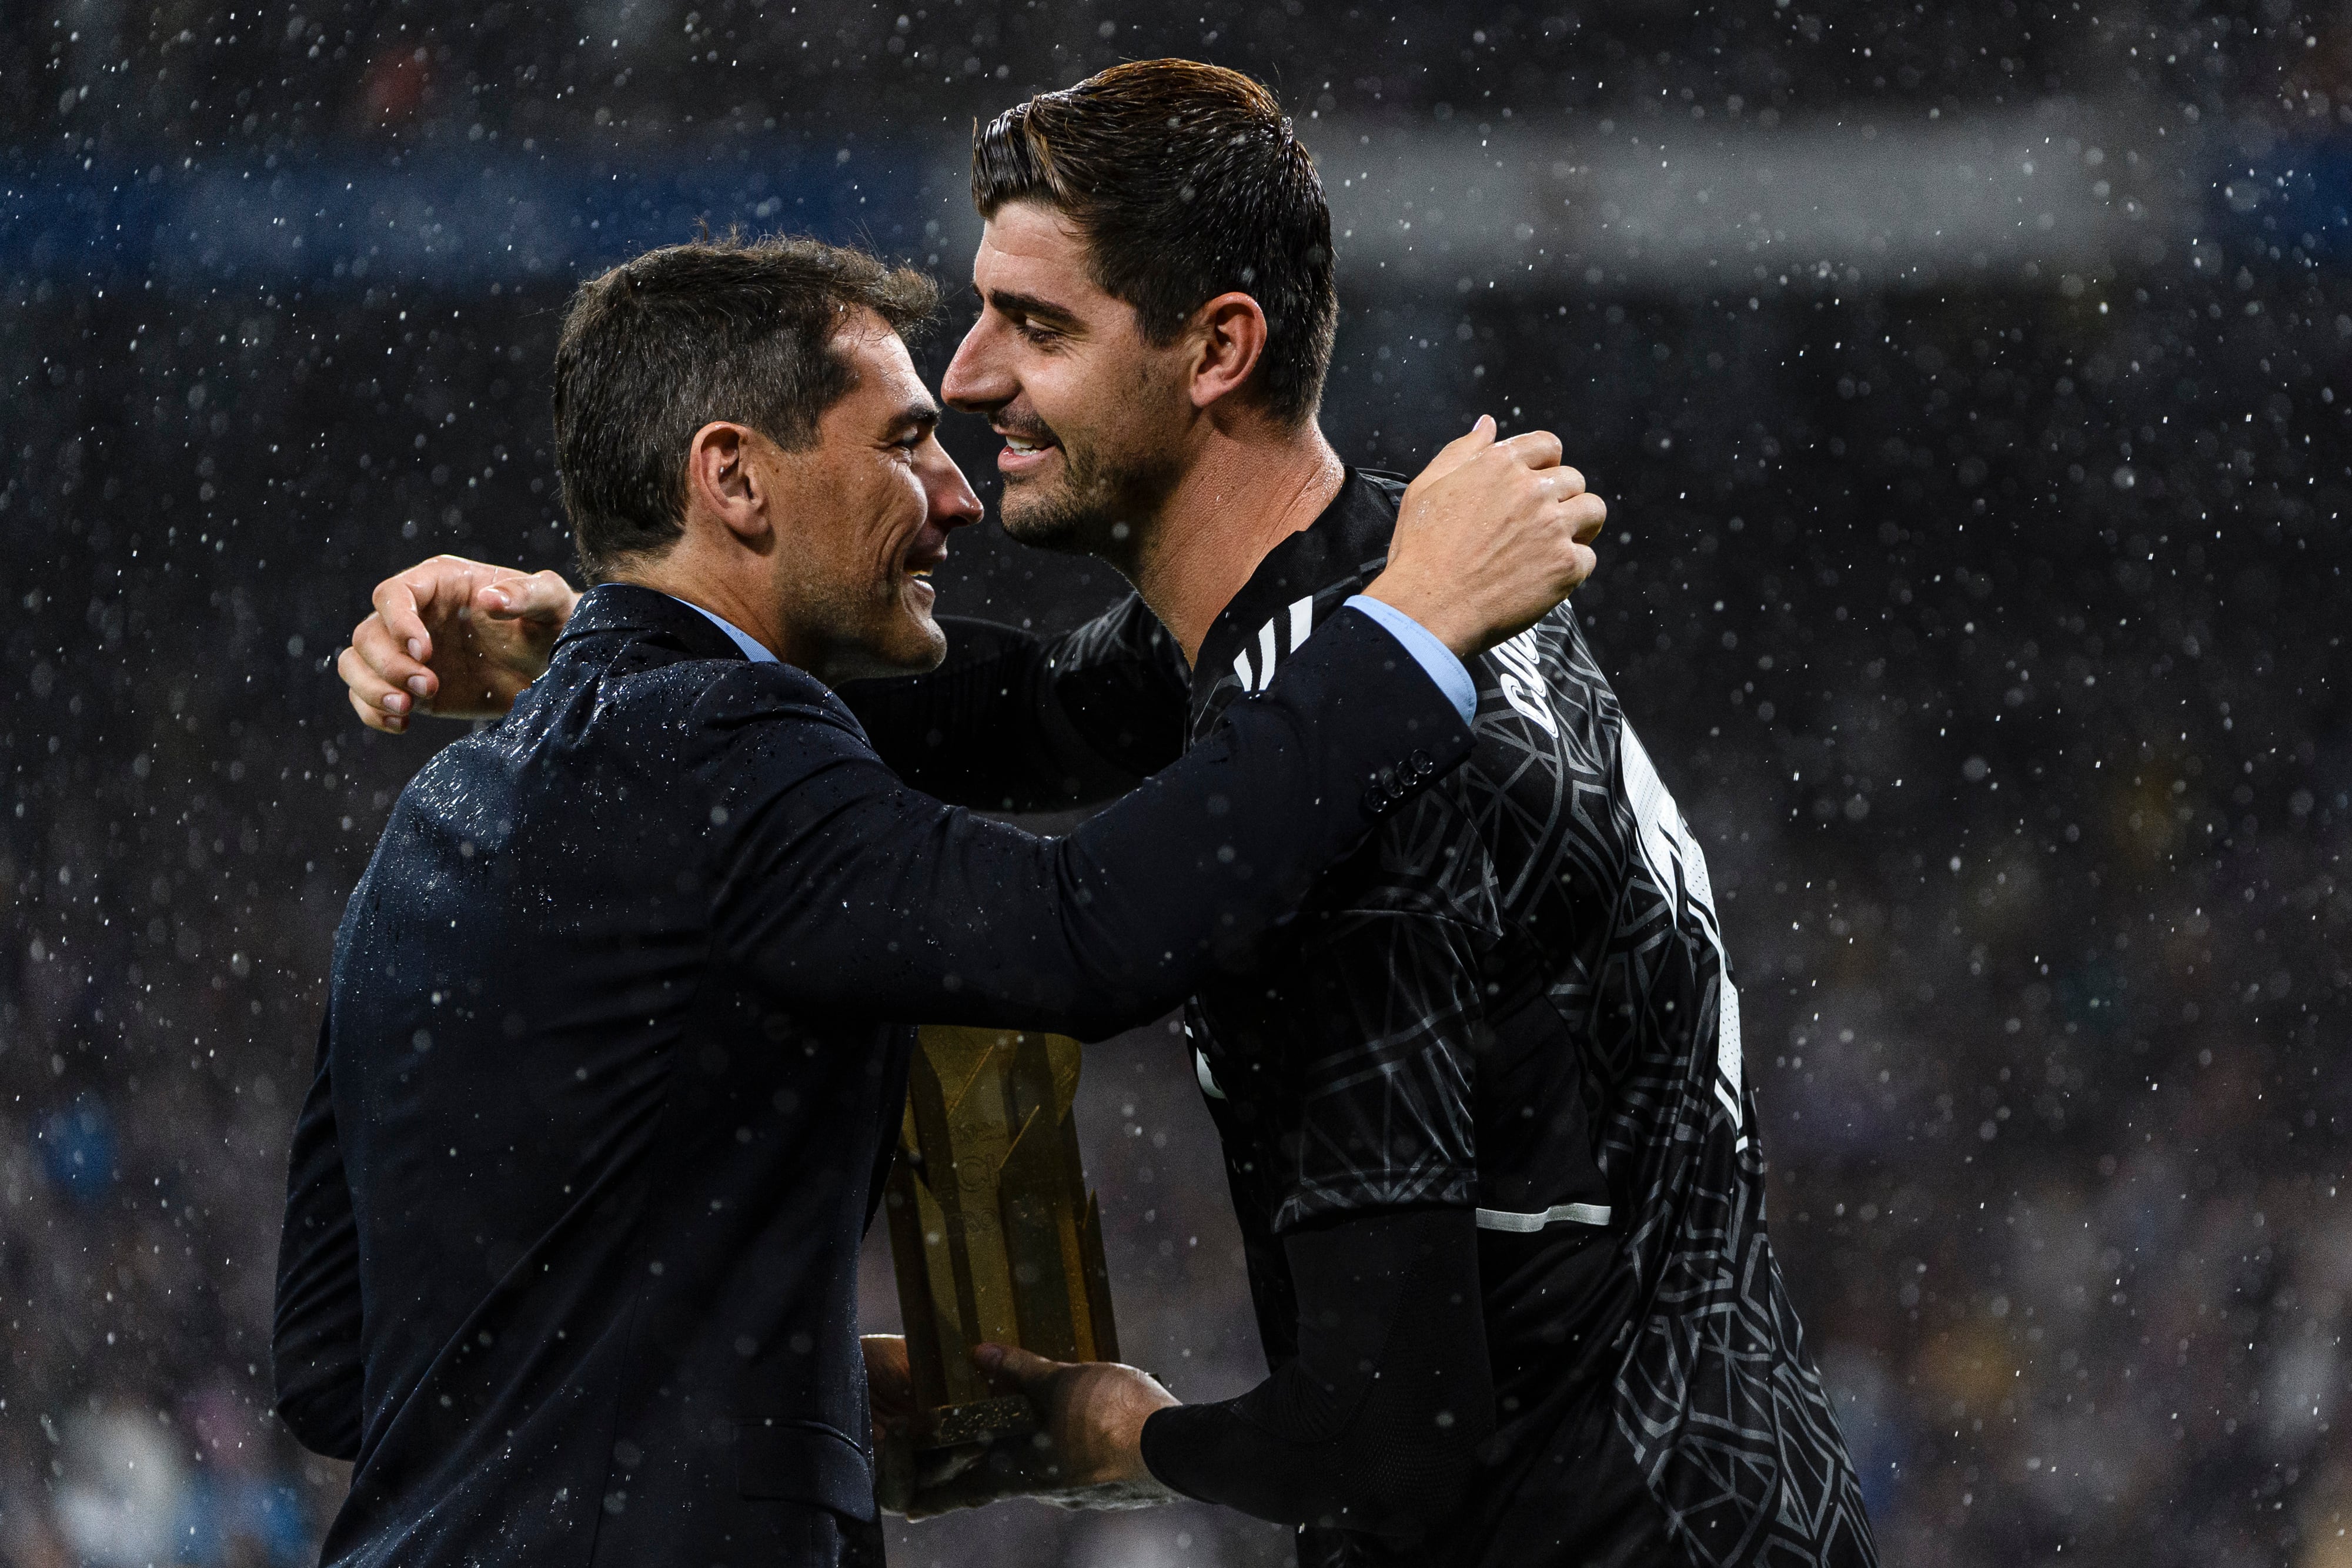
[886,398,940,434]
[983,287,1084,330]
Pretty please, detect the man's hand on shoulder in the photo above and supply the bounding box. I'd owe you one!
[339,556,577,733]
[1366,416,1608,658]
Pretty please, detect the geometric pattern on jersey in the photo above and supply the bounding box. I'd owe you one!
[1182,472,1878,1566]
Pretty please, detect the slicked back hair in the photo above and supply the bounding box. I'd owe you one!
[971,59,1337,430]
[552,234,939,582]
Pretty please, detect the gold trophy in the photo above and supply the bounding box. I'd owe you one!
[883,1026,1120,1452]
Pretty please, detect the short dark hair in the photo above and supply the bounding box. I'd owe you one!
[971,59,1337,429]
[552,235,938,581]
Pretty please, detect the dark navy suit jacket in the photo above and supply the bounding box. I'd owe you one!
[273,584,1468,1568]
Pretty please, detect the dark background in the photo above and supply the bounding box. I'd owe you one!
[4,3,2348,1565]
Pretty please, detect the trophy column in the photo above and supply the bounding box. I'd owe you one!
[882,1026,1120,1449]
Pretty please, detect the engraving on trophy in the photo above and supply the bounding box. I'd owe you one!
[883,1026,1120,1450]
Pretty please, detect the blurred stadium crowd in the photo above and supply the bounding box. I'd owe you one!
[5,1,2349,1565]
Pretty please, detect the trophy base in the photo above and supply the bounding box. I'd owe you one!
[923,1395,1038,1450]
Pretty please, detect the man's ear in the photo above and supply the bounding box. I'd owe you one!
[684,421,772,546]
[1185,292,1271,413]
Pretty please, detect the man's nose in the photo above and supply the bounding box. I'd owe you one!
[924,445,984,531]
[940,319,1007,414]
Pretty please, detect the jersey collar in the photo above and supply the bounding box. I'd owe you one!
[1190,468,1406,718]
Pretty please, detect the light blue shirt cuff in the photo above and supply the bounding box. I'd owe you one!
[671,596,779,664]
[1344,594,1478,724]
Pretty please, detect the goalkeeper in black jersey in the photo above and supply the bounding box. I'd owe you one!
[949,470,1869,1568]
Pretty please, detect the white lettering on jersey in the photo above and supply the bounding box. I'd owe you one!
[1491,629,1561,736]
[1620,726,1745,1144]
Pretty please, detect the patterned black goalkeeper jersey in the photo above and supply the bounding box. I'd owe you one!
[843,467,1876,1566]
[1176,472,1874,1568]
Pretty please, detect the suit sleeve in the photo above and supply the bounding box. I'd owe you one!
[831,597,1190,812]
[273,1017,365,1460]
[713,606,1471,1042]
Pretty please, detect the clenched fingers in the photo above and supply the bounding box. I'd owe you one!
[339,643,412,733]
[478,569,575,625]
[350,609,438,710]
[1525,466,1588,507]
[1495,428,1565,472]
[1565,490,1606,543]
[1545,496,1608,591]
[343,669,405,734]
[370,573,442,668]
[1407,415,1500,492]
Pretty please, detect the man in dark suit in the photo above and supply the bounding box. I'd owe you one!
[274,232,1601,1567]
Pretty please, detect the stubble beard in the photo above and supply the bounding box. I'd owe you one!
[999,431,1179,570]
[769,539,947,687]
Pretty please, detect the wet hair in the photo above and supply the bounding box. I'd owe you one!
[971,59,1337,430]
[551,233,938,582]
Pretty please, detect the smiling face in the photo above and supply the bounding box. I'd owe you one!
[763,314,981,681]
[940,200,1197,560]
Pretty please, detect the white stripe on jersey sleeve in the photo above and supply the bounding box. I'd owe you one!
[1474,1202,1612,1232]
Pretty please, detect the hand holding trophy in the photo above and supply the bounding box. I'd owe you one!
[876,1026,1153,1516]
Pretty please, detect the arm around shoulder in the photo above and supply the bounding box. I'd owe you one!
[836,596,1188,812]
[710,606,1475,1041]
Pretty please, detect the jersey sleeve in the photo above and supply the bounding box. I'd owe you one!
[833,595,1189,813]
[1201,900,1489,1233]
[1138,1206,1492,1541]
